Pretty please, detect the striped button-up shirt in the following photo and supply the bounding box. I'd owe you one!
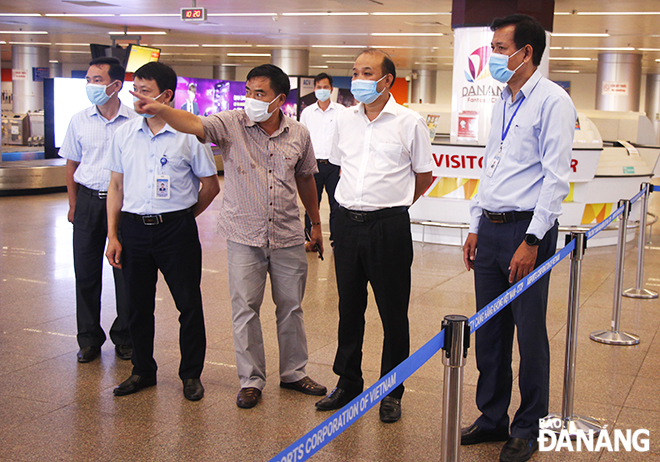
[58,103,137,191]
[201,109,317,249]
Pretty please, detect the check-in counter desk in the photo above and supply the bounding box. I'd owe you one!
[410,114,659,247]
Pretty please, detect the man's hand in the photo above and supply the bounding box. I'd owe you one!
[130,90,166,117]
[67,206,75,224]
[105,237,123,269]
[463,232,478,271]
[508,242,538,283]
[309,223,324,258]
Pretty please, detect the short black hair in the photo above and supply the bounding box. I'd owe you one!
[314,73,333,87]
[356,49,396,88]
[133,62,177,101]
[246,64,290,97]
[88,56,126,83]
[491,14,546,66]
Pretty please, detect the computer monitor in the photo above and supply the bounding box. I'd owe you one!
[125,45,161,73]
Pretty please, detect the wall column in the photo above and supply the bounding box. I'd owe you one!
[595,53,642,112]
[411,69,437,104]
[12,45,49,113]
[271,49,309,76]
[213,64,236,81]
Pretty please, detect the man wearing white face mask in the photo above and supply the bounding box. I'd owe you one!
[59,57,137,364]
[131,63,327,409]
[461,15,576,462]
[314,50,434,423]
[299,73,343,248]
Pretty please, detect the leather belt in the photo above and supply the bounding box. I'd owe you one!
[79,185,108,199]
[124,208,192,226]
[341,206,408,223]
[317,159,331,164]
[483,210,533,224]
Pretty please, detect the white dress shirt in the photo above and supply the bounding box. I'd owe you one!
[300,101,343,161]
[469,69,577,239]
[59,103,137,191]
[105,117,216,215]
[329,95,434,211]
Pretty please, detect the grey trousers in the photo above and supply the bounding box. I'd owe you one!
[226,240,309,390]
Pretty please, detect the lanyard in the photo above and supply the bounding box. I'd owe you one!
[501,95,526,145]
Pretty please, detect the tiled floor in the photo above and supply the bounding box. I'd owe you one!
[1,178,659,461]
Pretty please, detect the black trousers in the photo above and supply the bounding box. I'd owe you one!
[304,161,340,242]
[73,186,130,348]
[332,208,413,399]
[120,211,206,380]
[473,216,558,440]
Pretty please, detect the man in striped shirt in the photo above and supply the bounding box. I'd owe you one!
[132,64,327,409]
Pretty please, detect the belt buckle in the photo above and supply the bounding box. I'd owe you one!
[349,211,366,223]
[98,191,108,199]
[488,211,506,224]
[142,215,162,225]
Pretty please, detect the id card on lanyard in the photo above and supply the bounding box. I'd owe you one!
[486,95,526,178]
[155,155,170,199]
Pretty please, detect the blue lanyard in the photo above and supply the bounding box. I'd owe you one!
[501,95,526,144]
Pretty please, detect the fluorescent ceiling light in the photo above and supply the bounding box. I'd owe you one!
[201,44,252,47]
[55,42,90,46]
[45,13,115,17]
[0,30,48,34]
[549,47,562,50]
[281,12,368,16]
[371,32,444,36]
[109,31,167,35]
[309,65,329,68]
[414,62,438,65]
[120,14,179,17]
[59,50,89,53]
[312,45,366,48]
[549,57,593,61]
[8,41,51,45]
[576,11,660,15]
[299,32,368,36]
[551,33,609,37]
[552,70,580,73]
[371,12,450,16]
[169,59,202,62]
[208,13,277,17]
[563,47,635,51]
[325,60,355,64]
[655,59,660,62]
[639,48,660,51]
[49,60,59,63]
[0,41,5,44]
[151,44,200,47]
[321,54,356,57]
[0,13,41,17]
[372,45,427,49]
[227,53,271,57]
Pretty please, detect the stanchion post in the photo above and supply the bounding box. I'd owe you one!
[541,232,603,436]
[623,183,658,299]
[440,315,470,462]
[590,199,640,345]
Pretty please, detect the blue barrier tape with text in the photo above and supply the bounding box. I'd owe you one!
[586,205,624,240]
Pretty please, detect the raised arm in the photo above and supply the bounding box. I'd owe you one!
[131,91,205,139]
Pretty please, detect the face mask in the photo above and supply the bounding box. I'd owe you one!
[351,75,387,104]
[133,91,166,119]
[488,47,525,83]
[86,81,117,106]
[244,95,281,123]
[315,89,331,102]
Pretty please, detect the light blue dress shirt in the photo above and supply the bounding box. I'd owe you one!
[469,69,577,239]
[105,117,216,215]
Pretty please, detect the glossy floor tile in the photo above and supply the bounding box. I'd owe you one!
[1,178,659,461]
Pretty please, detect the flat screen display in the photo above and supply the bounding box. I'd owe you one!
[125,45,161,73]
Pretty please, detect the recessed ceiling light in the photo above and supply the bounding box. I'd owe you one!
[576,11,660,16]
[49,60,59,63]
[325,60,355,64]
[45,13,115,17]
[0,13,41,17]
[59,50,89,53]
[638,48,660,52]
[0,30,48,34]
[549,57,593,61]
[7,41,51,45]
[311,45,366,48]
[371,33,444,36]
[201,44,252,47]
[55,43,90,46]
[151,44,200,47]
[321,54,356,57]
[226,53,271,57]
[552,70,580,73]
[563,47,635,51]
[208,13,277,17]
[551,33,610,37]
[309,65,329,68]
[281,12,368,16]
[371,12,450,16]
[120,14,179,17]
[109,31,167,35]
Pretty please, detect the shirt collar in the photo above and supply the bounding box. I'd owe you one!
[502,69,543,103]
[89,101,131,123]
[135,116,176,136]
[243,109,291,136]
[313,101,336,112]
[353,93,398,119]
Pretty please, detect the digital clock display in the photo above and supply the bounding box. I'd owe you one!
[181,7,207,22]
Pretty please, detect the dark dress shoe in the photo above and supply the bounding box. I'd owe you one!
[113,374,157,396]
[461,422,509,445]
[280,376,327,396]
[379,396,401,423]
[114,344,132,361]
[77,346,101,363]
[236,387,261,409]
[500,437,538,462]
[315,387,360,411]
[183,378,204,401]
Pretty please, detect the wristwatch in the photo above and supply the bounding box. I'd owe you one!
[524,234,540,246]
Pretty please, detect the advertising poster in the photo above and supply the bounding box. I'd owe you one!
[175,77,246,116]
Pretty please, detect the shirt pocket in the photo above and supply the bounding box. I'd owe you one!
[373,142,403,171]
[510,125,540,162]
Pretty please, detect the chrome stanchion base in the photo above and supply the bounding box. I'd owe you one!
[622,287,659,299]
[590,330,640,345]
[540,414,605,438]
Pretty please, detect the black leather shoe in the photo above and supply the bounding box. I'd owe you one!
[461,422,509,445]
[315,387,360,411]
[379,396,401,423]
[114,344,132,361]
[183,378,204,401]
[280,376,327,396]
[113,374,157,396]
[236,387,261,409]
[77,346,101,363]
[499,437,538,462]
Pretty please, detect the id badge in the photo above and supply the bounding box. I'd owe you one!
[155,175,170,199]
[485,155,501,178]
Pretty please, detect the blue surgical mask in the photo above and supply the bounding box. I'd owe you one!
[351,75,387,104]
[86,81,117,106]
[315,89,331,102]
[133,91,166,118]
[488,48,524,83]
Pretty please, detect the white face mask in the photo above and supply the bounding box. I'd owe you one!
[244,95,281,123]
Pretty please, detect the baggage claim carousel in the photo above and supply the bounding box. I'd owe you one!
[0,147,66,196]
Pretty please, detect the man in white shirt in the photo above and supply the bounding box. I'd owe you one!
[299,73,342,248]
[315,50,434,423]
[59,57,137,364]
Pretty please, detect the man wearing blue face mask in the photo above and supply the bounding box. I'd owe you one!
[299,73,343,249]
[104,62,219,401]
[59,57,137,364]
[314,50,434,423]
[461,15,576,462]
